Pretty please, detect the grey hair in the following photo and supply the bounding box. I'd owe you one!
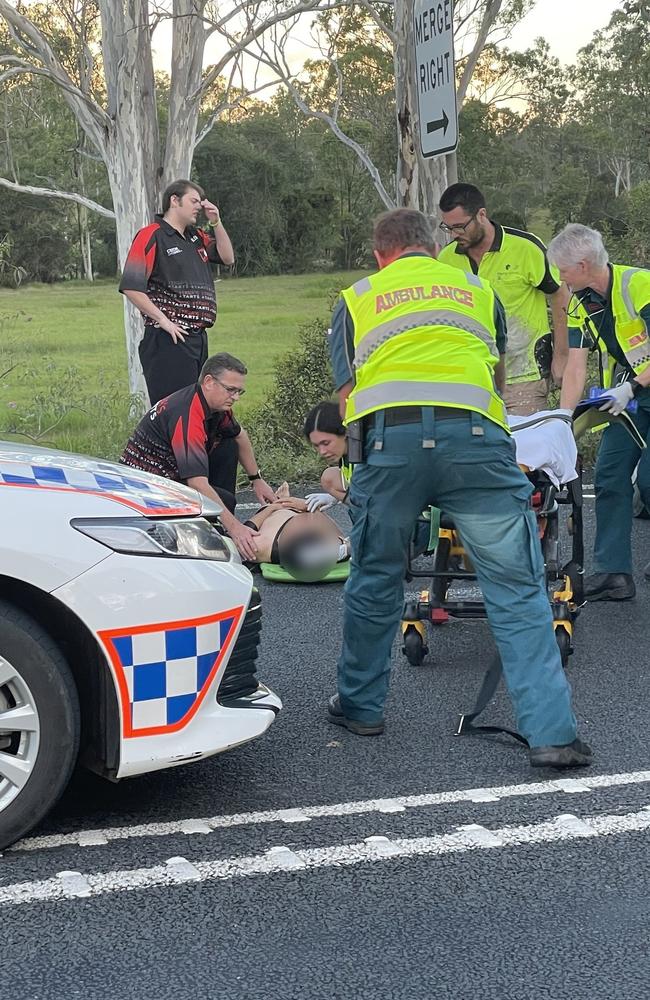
[547,223,609,269]
[373,208,436,255]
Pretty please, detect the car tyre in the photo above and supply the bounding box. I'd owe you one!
[0,600,80,851]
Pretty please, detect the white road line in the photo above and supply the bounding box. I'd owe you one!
[3,806,650,908]
[11,770,650,855]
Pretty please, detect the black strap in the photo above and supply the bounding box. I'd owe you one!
[455,653,529,747]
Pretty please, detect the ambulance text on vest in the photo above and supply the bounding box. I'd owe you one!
[376,285,475,314]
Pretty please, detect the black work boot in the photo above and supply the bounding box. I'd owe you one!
[584,573,635,602]
[327,694,384,736]
[529,738,593,769]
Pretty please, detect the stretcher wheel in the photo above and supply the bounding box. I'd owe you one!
[402,626,427,666]
[555,625,572,669]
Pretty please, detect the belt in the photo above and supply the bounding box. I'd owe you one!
[365,405,469,428]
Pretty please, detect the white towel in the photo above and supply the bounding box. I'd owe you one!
[508,410,578,487]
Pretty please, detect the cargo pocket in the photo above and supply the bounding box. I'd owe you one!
[523,508,545,580]
[347,489,371,561]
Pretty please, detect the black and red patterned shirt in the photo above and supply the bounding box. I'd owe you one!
[119,215,224,329]
[120,384,241,482]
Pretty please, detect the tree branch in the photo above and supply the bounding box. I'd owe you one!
[0,0,109,153]
[261,38,394,209]
[456,0,504,108]
[196,0,346,103]
[0,176,115,218]
[355,0,396,43]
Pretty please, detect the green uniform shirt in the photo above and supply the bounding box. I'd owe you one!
[438,223,560,383]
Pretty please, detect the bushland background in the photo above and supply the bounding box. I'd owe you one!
[0,1,641,479]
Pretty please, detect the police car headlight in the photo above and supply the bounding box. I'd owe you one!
[71,517,232,561]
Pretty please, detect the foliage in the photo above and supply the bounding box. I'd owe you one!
[244,315,337,482]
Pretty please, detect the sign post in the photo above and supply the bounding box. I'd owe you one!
[413,1,458,158]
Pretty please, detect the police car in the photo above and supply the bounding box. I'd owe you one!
[0,442,281,850]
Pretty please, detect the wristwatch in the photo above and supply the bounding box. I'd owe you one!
[630,378,644,397]
[248,471,262,481]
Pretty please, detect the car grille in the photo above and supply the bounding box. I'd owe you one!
[217,587,262,703]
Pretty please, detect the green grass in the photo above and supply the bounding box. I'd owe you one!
[0,270,364,455]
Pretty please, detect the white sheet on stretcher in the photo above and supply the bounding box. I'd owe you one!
[507,410,578,487]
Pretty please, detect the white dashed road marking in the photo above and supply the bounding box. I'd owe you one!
[11,770,650,854]
[3,807,650,908]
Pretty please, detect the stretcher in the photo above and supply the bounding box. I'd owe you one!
[400,407,646,746]
[400,413,584,672]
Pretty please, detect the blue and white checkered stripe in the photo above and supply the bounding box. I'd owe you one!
[110,616,237,731]
[0,461,186,510]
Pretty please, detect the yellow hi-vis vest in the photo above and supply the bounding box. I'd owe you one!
[568,264,650,387]
[341,256,508,430]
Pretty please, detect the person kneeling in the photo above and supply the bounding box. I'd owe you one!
[120,352,276,560]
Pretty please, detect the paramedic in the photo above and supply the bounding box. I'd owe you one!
[548,223,650,602]
[327,207,592,769]
[438,183,570,415]
[303,402,351,510]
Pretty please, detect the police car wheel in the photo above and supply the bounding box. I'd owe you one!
[0,601,80,851]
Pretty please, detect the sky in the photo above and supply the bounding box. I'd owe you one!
[152,0,622,80]
[507,0,620,62]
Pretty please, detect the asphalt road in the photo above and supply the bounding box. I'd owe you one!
[3,493,650,1000]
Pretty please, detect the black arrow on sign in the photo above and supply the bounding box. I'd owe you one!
[426,109,449,135]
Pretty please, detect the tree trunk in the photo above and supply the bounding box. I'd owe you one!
[99,1,162,405]
[163,0,208,183]
[393,0,448,229]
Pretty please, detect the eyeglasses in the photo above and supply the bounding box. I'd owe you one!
[212,377,246,397]
[440,213,477,235]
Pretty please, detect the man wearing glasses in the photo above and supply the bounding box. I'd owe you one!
[438,183,570,415]
[120,352,276,560]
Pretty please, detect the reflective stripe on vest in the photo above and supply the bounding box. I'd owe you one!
[341,256,508,430]
[354,309,499,367]
[620,267,643,317]
[351,381,494,414]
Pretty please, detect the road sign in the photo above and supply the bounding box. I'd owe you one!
[413,0,458,158]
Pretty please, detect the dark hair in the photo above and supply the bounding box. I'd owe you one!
[373,208,436,256]
[278,529,339,582]
[439,183,486,216]
[162,179,205,214]
[200,352,247,381]
[303,401,345,439]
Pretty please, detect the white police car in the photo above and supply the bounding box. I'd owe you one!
[0,442,281,850]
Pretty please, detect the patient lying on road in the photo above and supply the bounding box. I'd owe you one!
[243,482,349,579]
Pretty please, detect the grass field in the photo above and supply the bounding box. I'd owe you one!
[0,269,363,456]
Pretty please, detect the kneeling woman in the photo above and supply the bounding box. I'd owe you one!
[303,402,351,512]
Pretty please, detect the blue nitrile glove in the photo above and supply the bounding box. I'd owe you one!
[598,382,635,416]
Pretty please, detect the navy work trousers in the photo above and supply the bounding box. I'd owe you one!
[337,408,578,748]
[593,394,650,574]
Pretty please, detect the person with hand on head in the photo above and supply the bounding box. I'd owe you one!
[303,402,351,512]
[119,178,235,405]
[120,352,276,561]
[548,223,650,602]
